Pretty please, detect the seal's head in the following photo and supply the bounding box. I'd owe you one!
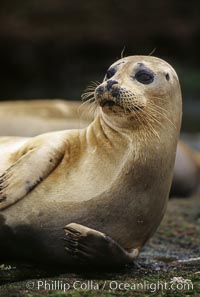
[84,56,182,134]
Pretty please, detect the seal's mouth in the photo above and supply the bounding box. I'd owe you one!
[100,100,117,107]
[99,100,145,113]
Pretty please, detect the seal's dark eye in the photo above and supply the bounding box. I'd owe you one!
[105,68,116,80]
[166,73,170,81]
[135,70,154,85]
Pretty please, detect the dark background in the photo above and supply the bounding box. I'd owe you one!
[0,0,199,131]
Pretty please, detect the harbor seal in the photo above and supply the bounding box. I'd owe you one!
[0,55,182,267]
[170,141,200,197]
[0,99,92,136]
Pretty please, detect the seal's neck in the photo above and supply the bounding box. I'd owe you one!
[85,114,163,164]
[85,115,133,148]
[84,114,177,214]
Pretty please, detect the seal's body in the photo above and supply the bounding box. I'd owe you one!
[0,56,182,267]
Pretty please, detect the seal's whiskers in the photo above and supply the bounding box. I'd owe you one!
[148,102,176,129]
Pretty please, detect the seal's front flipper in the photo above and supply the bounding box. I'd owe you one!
[63,223,139,267]
[0,135,66,210]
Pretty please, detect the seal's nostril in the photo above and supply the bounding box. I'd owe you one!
[96,86,104,94]
[111,88,120,98]
[106,80,118,90]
